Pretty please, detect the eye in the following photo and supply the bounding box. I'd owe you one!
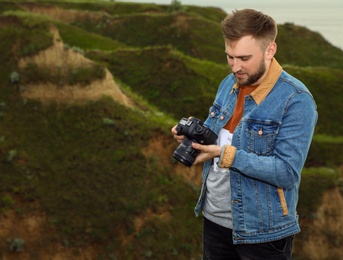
[240,56,250,61]
[226,54,233,59]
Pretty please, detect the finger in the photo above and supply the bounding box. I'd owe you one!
[194,152,208,165]
[171,125,177,134]
[175,137,183,143]
[192,142,203,150]
[174,134,185,143]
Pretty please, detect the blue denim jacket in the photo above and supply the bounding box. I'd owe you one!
[194,59,317,244]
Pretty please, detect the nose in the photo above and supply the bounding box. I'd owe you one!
[230,58,242,73]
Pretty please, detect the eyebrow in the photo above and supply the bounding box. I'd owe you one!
[225,52,252,59]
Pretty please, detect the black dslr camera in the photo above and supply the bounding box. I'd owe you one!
[172,117,218,167]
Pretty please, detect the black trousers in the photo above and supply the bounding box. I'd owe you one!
[203,217,294,260]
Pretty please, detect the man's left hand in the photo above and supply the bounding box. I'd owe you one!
[192,143,222,165]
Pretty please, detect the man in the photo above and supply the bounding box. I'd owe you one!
[171,9,317,259]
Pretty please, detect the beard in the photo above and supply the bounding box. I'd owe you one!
[235,60,266,87]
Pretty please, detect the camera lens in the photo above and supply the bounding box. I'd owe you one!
[172,138,200,167]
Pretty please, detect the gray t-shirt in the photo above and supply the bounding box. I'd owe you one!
[202,128,233,229]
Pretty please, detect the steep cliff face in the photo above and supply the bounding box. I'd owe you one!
[18,25,132,106]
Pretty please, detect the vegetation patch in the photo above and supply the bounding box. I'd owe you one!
[0,11,53,57]
[298,167,341,219]
[18,61,106,87]
[86,46,228,120]
[56,22,126,51]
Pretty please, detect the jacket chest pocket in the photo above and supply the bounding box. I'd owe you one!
[246,120,280,155]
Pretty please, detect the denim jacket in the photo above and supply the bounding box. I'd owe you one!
[194,59,318,244]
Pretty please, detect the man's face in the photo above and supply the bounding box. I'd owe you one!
[225,36,268,87]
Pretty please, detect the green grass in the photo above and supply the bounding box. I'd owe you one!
[298,167,341,219]
[54,1,170,14]
[53,1,227,22]
[276,23,343,69]
[18,60,107,86]
[1,11,54,56]
[0,92,203,257]
[0,12,53,94]
[56,22,126,51]
[0,10,203,258]
[294,167,343,260]
[0,1,342,258]
[306,135,343,167]
[284,65,343,136]
[86,46,228,120]
[57,8,227,64]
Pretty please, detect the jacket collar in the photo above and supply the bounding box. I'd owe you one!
[232,58,282,105]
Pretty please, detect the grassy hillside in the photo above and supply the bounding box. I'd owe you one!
[57,21,126,51]
[276,22,343,69]
[0,95,203,258]
[8,1,343,69]
[0,1,342,259]
[0,9,202,258]
[0,11,202,258]
[86,46,228,120]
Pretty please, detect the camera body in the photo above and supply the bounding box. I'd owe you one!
[172,117,218,167]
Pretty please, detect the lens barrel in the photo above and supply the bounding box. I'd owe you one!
[172,138,200,167]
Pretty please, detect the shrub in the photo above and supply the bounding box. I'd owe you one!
[8,238,25,252]
[168,0,183,12]
[10,71,20,84]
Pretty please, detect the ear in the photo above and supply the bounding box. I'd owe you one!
[266,42,277,60]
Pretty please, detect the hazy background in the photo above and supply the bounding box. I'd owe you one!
[119,0,343,50]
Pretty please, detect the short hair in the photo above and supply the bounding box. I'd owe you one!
[222,9,278,50]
